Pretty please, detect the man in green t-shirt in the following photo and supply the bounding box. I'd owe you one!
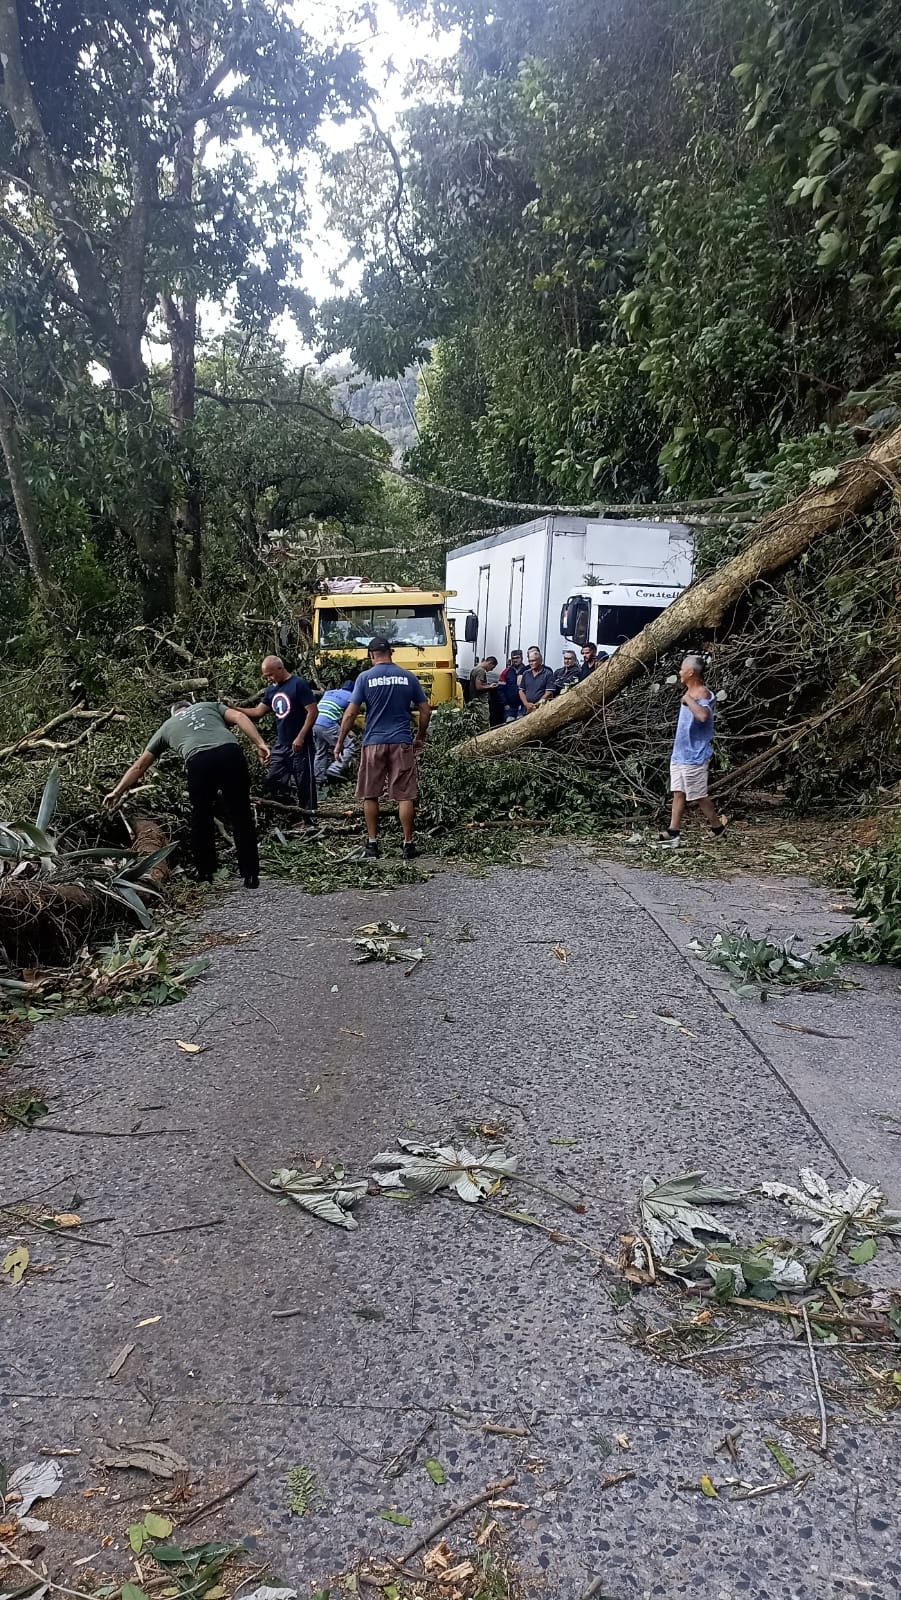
[103,699,269,888]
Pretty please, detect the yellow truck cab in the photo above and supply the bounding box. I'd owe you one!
[312,579,462,706]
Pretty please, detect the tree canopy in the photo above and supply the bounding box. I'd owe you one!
[0,0,364,616]
[323,0,901,529]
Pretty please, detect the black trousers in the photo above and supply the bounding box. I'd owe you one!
[267,740,317,813]
[185,743,259,880]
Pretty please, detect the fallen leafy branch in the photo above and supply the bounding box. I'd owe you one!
[233,1154,366,1229]
[689,929,841,999]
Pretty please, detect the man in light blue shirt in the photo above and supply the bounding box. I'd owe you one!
[659,654,727,848]
[313,678,356,782]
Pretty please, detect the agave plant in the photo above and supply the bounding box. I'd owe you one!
[0,766,174,928]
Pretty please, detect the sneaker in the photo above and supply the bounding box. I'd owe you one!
[364,840,380,860]
[657,830,681,849]
[711,815,729,837]
[401,841,418,862]
[243,874,260,890]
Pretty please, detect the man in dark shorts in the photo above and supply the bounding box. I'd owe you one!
[103,699,268,887]
[333,635,432,861]
[242,656,318,821]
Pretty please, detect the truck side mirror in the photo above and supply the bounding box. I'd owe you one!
[561,595,590,644]
[464,612,479,644]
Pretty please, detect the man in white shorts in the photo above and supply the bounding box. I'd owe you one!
[659,654,727,848]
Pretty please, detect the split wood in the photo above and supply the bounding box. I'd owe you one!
[396,1472,516,1565]
[178,1469,257,1528]
[106,1342,135,1378]
[802,1303,829,1450]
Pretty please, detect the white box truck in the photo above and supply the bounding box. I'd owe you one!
[445,514,693,678]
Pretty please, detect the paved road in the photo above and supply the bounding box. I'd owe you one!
[2,849,900,1599]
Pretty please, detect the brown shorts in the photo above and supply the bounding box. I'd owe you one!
[355,742,419,802]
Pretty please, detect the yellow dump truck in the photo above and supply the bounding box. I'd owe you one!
[312,580,463,706]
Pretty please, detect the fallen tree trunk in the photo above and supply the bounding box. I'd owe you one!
[456,423,901,759]
[131,815,172,883]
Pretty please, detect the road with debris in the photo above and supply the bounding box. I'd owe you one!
[2,847,900,1599]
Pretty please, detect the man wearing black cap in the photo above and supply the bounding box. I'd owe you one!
[333,636,432,860]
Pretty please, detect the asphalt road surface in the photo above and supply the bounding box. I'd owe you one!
[2,848,899,1599]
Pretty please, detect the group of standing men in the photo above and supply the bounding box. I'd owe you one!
[103,632,725,886]
[468,641,609,726]
[103,636,431,883]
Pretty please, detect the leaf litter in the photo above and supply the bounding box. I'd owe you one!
[353,921,425,970]
[269,1165,367,1230]
[761,1169,901,1245]
[370,1139,519,1203]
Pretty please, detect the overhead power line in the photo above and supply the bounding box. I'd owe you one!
[196,380,763,524]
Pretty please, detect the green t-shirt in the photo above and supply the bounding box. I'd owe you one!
[145,702,234,763]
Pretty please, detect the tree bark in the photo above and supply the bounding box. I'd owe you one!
[165,293,202,610]
[0,382,56,603]
[456,422,901,759]
[163,28,204,613]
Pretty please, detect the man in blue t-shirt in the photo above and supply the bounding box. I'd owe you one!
[242,655,319,819]
[333,636,432,861]
[659,654,727,848]
[519,646,555,713]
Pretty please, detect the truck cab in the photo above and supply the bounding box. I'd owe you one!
[312,580,462,706]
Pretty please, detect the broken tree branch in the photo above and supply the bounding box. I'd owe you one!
[396,1473,517,1564]
[178,1469,258,1528]
[0,706,113,759]
[802,1303,829,1451]
[455,421,901,758]
[713,654,901,796]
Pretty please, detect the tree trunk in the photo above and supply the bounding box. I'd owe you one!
[166,26,204,614]
[166,293,202,610]
[125,421,178,623]
[0,383,56,604]
[456,422,901,759]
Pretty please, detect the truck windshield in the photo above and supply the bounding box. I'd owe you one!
[596,604,663,647]
[318,606,447,649]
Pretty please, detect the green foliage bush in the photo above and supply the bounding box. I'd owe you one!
[830,834,901,966]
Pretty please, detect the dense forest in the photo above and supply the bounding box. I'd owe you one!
[325,0,901,544]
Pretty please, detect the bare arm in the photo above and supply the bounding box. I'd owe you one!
[291,700,318,751]
[682,690,711,723]
[334,700,362,758]
[413,701,432,749]
[224,707,270,764]
[103,750,156,809]
[236,701,268,722]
